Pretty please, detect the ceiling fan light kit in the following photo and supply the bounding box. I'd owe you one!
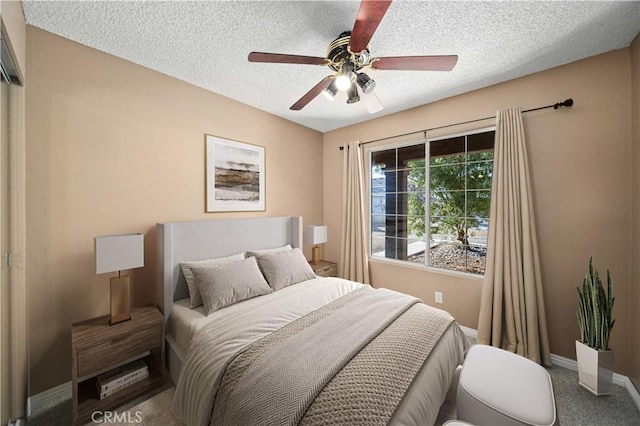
[248,0,457,112]
[335,59,355,91]
[347,84,360,104]
[357,72,376,94]
[322,80,339,101]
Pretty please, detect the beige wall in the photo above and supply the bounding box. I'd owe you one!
[630,32,640,392]
[323,49,635,376]
[26,27,324,395]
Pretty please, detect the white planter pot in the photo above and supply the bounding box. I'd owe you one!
[575,340,615,396]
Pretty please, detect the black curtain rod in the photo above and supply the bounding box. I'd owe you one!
[339,98,574,150]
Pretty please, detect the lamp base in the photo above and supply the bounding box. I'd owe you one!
[311,246,322,265]
[110,276,131,325]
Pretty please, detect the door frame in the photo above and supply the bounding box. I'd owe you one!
[0,19,27,422]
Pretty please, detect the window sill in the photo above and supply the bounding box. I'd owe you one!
[368,256,485,281]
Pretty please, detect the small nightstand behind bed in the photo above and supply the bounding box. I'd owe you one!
[309,260,337,277]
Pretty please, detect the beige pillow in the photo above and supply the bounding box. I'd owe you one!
[180,252,244,308]
[192,256,272,316]
[255,248,316,291]
[246,244,292,258]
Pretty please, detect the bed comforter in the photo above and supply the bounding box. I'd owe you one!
[174,278,467,426]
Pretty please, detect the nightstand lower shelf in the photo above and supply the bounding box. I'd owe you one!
[76,369,164,423]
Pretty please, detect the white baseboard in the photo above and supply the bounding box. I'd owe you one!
[458,324,478,345]
[458,324,478,339]
[627,379,640,415]
[550,353,628,387]
[459,325,640,415]
[26,381,71,417]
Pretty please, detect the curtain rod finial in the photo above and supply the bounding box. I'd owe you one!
[554,98,574,109]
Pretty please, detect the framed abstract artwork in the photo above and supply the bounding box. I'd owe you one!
[205,134,265,212]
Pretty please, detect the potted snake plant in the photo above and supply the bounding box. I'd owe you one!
[575,257,615,395]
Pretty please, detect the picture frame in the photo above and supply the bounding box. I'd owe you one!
[205,134,265,212]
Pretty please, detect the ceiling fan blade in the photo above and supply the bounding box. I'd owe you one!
[371,55,458,71]
[349,0,392,54]
[290,77,333,111]
[248,52,328,66]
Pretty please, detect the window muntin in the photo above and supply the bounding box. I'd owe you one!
[370,130,494,275]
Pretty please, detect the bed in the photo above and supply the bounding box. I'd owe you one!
[157,216,468,426]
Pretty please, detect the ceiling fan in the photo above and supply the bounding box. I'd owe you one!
[247,0,458,112]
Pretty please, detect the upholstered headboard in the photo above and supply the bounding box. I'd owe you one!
[156,216,303,323]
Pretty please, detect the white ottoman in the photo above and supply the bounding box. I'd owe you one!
[443,421,475,426]
[457,345,557,426]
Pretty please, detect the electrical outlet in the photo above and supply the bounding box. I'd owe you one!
[435,291,443,304]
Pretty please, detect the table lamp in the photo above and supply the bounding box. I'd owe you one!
[305,225,327,265]
[95,233,144,325]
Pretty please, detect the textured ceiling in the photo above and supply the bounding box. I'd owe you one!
[23,1,640,132]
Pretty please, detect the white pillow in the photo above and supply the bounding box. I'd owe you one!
[255,248,316,291]
[192,256,272,316]
[180,252,244,308]
[246,244,292,258]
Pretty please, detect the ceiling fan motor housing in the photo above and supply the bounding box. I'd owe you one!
[327,31,369,72]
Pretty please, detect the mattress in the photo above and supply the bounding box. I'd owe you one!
[172,277,468,426]
[167,298,208,356]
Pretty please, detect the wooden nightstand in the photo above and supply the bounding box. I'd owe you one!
[71,306,165,425]
[310,260,338,277]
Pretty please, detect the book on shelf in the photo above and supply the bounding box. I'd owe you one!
[96,359,149,396]
[97,369,149,399]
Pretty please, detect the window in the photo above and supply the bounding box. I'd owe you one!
[370,129,495,275]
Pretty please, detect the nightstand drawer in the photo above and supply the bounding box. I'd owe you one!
[310,260,337,277]
[76,325,161,377]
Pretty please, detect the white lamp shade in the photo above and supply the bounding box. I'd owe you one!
[95,234,144,274]
[305,225,327,245]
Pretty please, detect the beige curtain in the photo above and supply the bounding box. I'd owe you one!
[339,141,370,284]
[477,107,551,366]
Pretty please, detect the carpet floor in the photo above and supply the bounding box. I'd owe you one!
[26,366,640,425]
